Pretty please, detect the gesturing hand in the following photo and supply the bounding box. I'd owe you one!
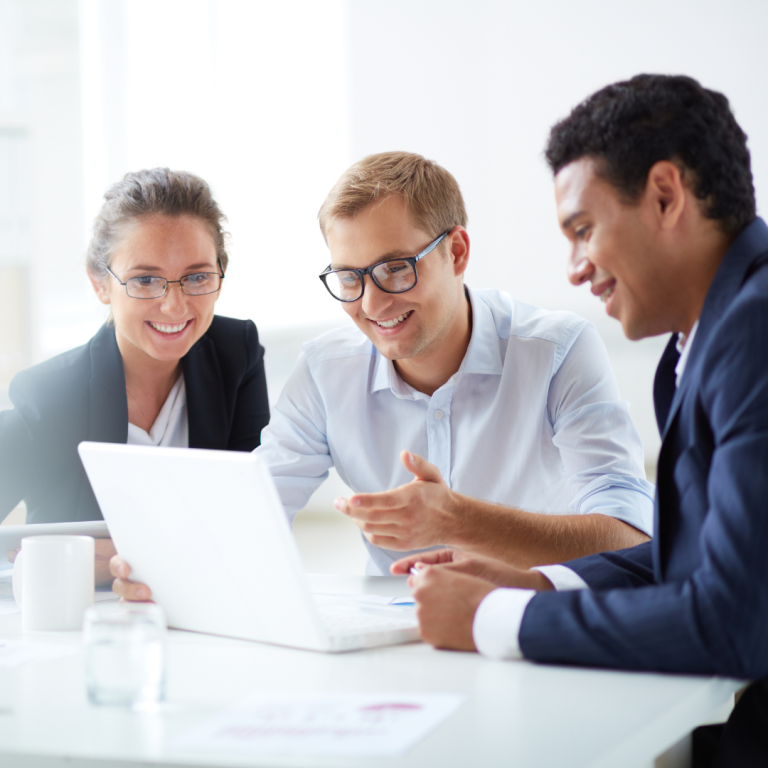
[334,450,460,551]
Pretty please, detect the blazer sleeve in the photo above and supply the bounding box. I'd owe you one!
[226,320,270,451]
[519,286,768,679]
[0,406,34,519]
[564,541,656,590]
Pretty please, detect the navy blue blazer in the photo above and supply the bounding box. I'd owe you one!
[0,315,270,524]
[519,217,768,680]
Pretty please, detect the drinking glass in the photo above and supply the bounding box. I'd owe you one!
[83,602,166,709]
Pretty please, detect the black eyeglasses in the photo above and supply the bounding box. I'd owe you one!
[319,231,450,303]
[105,259,225,299]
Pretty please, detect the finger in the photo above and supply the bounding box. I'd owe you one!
[7,548,19,564]
[337,497,407,520]
[109,555,132,580]
[408,563,433,589]
[363,532,407,550]
[339,490,408,512]
[351,517,405,537]
[94,538,117,559]
[111,578,151,602]
[401,450,443,483]
[390,549,455,574]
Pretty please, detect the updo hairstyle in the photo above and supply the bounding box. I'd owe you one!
[86,168,230,280]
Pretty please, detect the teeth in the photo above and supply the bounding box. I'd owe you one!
[600,286,615,303]
[375,311,411,329]
[150,321,188,334]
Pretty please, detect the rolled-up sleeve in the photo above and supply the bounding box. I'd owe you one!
[549,323,655,536]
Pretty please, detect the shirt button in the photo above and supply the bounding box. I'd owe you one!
[434,410,444,420]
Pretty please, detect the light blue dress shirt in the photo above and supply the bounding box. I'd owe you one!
[256,288,654,574]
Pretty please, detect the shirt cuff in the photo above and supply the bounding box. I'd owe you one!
[473,588,536,660]
[532,564,589,591]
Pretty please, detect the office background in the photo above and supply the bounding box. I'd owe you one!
[1,0,766,572]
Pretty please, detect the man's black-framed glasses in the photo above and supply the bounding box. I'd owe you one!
[319,231,450,303]
[105,259,225,299]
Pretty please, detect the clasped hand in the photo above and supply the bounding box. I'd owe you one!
[388,549,554,651]
[333,450,460,551]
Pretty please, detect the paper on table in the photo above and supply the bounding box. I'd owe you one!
[313,593,415,607]
[0,638,79,668]
[171,692,464,758]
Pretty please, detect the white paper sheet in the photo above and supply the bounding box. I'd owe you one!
[171,692,464,758]
[0,639,79,668]
[313,593,415,607]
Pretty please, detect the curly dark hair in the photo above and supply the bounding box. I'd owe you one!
[545,74,755,237]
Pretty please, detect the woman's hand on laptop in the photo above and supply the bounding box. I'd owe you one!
[109,555,153,601]
[95,539,117,585]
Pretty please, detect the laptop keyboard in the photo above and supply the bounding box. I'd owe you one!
[321,611,418,635]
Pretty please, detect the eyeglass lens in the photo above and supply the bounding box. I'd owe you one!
[326,260,416,301]
[125,273,222,299]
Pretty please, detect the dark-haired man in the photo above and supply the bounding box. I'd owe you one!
[402,74,768,765]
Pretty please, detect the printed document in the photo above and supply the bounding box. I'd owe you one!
[172,692,464,758]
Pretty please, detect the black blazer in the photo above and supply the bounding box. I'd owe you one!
[0,315,270,524]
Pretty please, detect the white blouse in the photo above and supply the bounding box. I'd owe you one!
[126,375,189,448]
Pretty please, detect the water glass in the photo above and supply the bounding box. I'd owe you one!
[83,602,167,709]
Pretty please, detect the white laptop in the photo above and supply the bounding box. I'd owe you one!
[77,442,419,652]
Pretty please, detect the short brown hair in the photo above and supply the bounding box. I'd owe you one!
[318,152,467,241]
[86,168,230,280]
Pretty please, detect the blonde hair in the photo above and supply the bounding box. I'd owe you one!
[86,168,229,280]
[318,152,467,241]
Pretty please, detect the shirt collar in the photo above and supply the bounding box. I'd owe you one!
[460,287,504,376]
[370,286,503,397]
[674,320,699,388]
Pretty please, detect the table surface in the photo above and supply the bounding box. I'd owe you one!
[0,574,743,768]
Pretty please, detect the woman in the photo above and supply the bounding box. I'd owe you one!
[0,169,270,576]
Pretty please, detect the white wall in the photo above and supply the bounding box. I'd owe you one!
[0,0,84,396]
[342,0,768,462]
[79,0,351,339]
[7,0,768,465]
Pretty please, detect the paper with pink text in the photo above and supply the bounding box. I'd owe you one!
[171,692,464,758]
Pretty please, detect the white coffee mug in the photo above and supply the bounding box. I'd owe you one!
[12,535,95,631]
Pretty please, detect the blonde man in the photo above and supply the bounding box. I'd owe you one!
[259,151,652,575]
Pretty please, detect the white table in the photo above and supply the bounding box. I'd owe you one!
[0,575,742,768]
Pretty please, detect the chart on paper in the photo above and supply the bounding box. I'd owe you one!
[171,692,464,758]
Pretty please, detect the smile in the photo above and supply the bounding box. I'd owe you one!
[148,320,190,334]
[374,311,412,329]
[600,285,615,303]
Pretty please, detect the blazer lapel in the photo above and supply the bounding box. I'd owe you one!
[660,218,768,441]
[75,324,127,520]
[88,324,128,443]
[183,334,228,449]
